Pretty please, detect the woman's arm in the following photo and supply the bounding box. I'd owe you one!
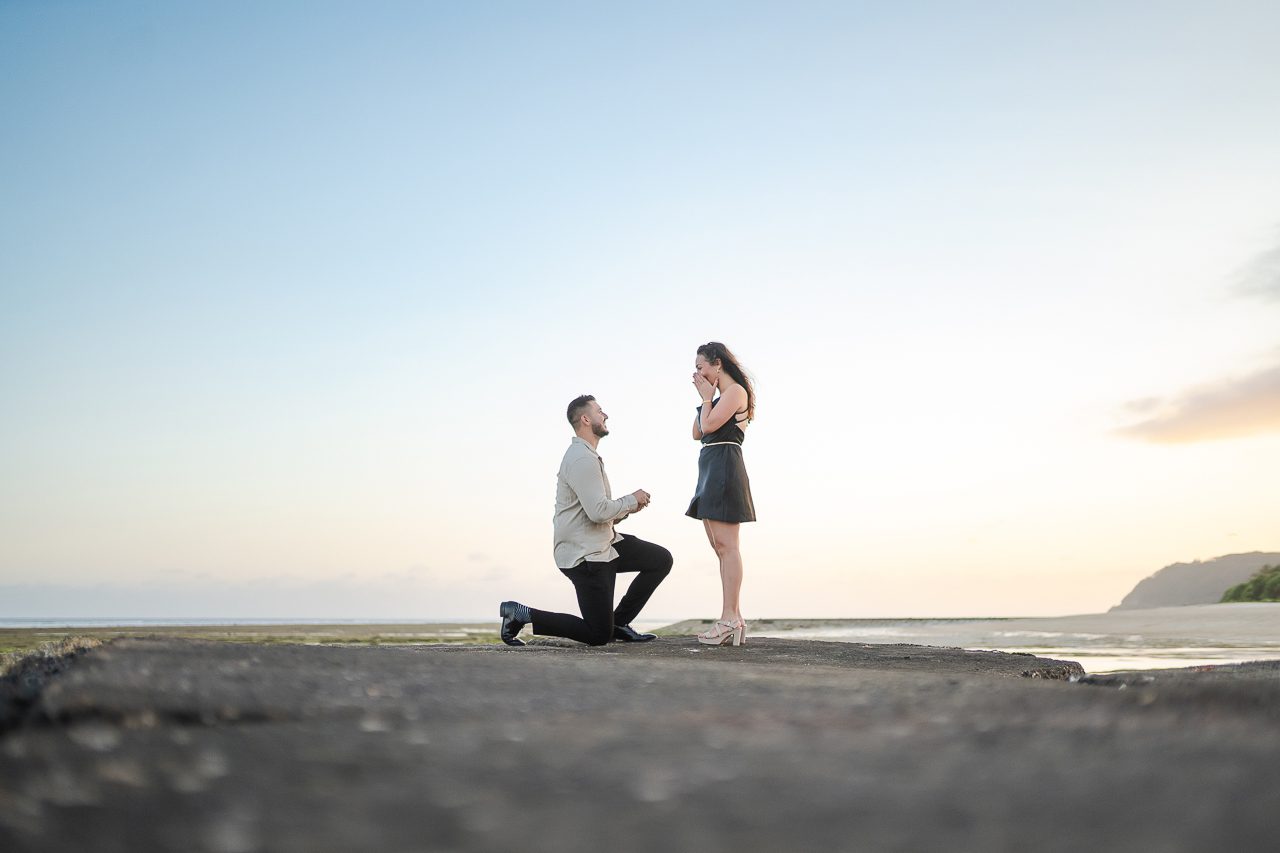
[698,385,747,434]
[692,411,704,440]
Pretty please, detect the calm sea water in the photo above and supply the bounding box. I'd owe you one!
[748,619,1280,673]
[6,617,1279,674]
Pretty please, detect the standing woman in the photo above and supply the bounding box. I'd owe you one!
[686,341,756,646]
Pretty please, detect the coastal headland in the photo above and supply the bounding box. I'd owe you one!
[3,635,1279,852]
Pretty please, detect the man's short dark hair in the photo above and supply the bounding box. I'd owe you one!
[566,394,595,425]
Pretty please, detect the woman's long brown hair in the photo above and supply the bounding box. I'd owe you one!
[697,341,755,422]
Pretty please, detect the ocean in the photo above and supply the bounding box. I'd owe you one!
[743,618,1280,673]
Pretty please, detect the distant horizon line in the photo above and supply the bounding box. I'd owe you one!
[1,614,1033,628]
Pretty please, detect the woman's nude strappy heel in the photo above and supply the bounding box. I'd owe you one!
[696,619,746,647]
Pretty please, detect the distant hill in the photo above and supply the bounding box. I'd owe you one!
[1112,552,1280,611]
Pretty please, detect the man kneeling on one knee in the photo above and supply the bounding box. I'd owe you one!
[500,394,673,646]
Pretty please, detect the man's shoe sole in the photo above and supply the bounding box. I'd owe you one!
[499,601,527,646]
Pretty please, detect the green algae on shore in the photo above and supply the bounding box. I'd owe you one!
[0,624,502,656]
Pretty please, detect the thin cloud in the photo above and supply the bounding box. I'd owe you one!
[1120,234,1280,443]
[1118,363,1280,443]
[1235,239,1280,302]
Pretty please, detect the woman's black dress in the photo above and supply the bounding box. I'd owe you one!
[685,397,756,523]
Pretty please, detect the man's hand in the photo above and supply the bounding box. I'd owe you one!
[631,489,651,510]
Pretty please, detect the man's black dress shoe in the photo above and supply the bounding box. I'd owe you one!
[499,601,527,646]
[613,624,656,642]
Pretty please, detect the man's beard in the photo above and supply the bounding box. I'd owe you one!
[591,422,609,437]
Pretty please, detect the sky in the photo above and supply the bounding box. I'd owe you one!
[2,1,1279,621]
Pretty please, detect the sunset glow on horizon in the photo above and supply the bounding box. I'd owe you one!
[3,2,1279,621]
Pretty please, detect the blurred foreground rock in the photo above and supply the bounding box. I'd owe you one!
[2,638,1278,853]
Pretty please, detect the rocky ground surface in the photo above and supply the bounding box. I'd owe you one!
[2,637,1278,853]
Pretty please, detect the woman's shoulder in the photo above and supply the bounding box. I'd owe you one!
[721,384,748,408]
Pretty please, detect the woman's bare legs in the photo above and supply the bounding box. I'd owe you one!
[702,519,743,623]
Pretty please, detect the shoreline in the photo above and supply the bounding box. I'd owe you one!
[0,622,504,656]
[7,601,1277,633]
[4,603,1277,672]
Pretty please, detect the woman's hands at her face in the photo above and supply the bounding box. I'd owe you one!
[692,371,715,401]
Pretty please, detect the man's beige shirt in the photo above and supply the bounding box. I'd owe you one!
[553,436,639,568]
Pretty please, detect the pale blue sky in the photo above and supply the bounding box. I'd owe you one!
[3,2,1279,619]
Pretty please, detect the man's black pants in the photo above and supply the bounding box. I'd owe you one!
[530,534,673,646]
